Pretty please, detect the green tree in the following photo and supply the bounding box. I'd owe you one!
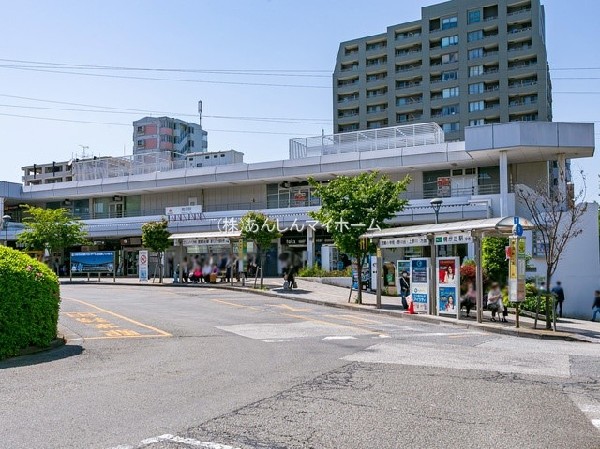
[17,205,88,266]
[141,218,171,283]
[309,171,411,303]
[482,236,509,287]
[239,211,282,288]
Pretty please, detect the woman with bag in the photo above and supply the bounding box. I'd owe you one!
[486,282,505,322]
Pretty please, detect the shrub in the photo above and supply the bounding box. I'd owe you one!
[298,265,352,277]
[0,247,60,360]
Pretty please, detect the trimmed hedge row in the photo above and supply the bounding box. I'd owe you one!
[0,247,60,359]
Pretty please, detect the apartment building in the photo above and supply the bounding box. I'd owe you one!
[133,101,208,157]
[333,0,551,139]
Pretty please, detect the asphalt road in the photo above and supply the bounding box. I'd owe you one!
[1,284,599,449]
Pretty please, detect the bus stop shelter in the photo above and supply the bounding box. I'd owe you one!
[364,216,534,323]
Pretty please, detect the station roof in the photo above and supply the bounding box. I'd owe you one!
[169,230,241,240]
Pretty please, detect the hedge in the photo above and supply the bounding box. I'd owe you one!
[0,247,60,359]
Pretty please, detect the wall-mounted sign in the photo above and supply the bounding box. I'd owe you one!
[70,251,115,273]
[437,256,460,318]
[434,232,473,245]
[165,205,204,222]
[437,176,451,197]
[380,236,430,248]
[183,237,230,246]
[410,257,430,313]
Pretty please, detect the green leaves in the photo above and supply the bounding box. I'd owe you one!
[239,211,282,251]
[17,205,88,255]
[141,218,171,253]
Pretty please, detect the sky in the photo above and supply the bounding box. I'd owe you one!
[1,0,598,200]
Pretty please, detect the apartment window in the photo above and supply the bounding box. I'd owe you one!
[467,9,481,24]
[137,140,144,146]
[467,30,483,42]
[469,119,485,126]
[441,35,458,47]
[442,87,459,98]
[442,104,459,115]
[469,65,484,77]
[442,70,458,81]
[441,52,458,64]
[442,122,460,132]
[441,16,458,30]
[469,82,484,94]
[469,100,484,112]
[468,48,483,60]
[137,126,144,133]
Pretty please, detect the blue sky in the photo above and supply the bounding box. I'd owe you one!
[1,0,598,199]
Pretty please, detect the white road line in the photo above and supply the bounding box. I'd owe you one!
[323,336,356,340]
[569,394,600,432]
[109,434,243,449]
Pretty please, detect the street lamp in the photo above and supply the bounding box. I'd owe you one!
[2,214,11,246]
[430,198,443,224]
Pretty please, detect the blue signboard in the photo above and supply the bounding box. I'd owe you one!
[70,252,115,273]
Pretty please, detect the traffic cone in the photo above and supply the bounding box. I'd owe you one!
[408,298,416,314]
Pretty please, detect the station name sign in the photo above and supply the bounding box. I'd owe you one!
[165,205,203,222]
[434,232,473,245]
[380,236,430,248]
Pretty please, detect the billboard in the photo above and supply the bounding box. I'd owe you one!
[70,252,115,273]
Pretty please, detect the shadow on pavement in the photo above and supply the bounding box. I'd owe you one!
[0,344,83,369]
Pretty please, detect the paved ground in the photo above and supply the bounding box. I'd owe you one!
[1,283,599,449]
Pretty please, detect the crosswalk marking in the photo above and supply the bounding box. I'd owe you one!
[569,394,600,432]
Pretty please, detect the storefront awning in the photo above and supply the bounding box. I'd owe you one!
[363,216,534,239]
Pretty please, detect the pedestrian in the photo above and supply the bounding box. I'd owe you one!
[460,282,477,318]
[592,290,600,322]
[551,281,565,318]
[399,271,410,310]
[487,282,505,322]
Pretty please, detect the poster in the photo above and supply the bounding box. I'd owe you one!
[395,260,411,297]
[138,250,148,282]
[410,258,430,313]
[70,252,115,273]
[437,256,460,317]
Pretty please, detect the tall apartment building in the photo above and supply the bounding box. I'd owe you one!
[133,101,208,158]
[333,0,552,139]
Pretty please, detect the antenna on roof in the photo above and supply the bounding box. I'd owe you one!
[198,100,203,127]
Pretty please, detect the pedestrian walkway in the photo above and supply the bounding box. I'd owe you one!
[61,276,600,343]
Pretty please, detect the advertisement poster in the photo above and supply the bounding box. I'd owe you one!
[437,256,460,317]
[410,258,430,313]
[395,260,411,297]
[138,250,149,282]
[70,252,115,273]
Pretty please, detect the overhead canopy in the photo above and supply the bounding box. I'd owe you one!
[169,230,241,241]
[363,216,534,239]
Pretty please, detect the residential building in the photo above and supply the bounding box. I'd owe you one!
[1,122,596,318]
[333,0,551,139]
[133,101,208,158]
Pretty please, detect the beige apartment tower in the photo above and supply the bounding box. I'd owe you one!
[333,0,551,139]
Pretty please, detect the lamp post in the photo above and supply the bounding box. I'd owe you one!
[430,198,443,224]
[2,214,11,246]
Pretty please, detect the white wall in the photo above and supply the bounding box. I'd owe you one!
[531,202,600,319]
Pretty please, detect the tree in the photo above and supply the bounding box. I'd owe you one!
[309,171,411,303]
[482,236,509,287]
[18,205,88,266]
[141,218,171,283]
[239,211,282,288]
[516,168,587,329]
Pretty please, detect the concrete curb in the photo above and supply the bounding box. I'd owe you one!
[59,279,596,343]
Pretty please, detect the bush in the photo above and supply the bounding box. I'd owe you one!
[0,247,60,359]
[298,266,352,277]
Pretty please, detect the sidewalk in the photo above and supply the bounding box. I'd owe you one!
[61,276,600,343]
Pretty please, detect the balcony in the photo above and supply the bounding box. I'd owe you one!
[508,79,538,90]
[395,64,422,74]
[508,26,532,36]
[395,30,421,41]
[396,81,422,91]
[337,95,359,104]
[340,64,359,73]
[507,6,532,18]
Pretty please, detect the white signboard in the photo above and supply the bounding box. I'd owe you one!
[434,232,473,245]
[182,238,230,246]
[138,250,149,282]
[436,256,460,318]
[165,205,204,222]
[380,236,430,248]
[410,258,430,313]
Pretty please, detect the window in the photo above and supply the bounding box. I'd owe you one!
[442,104,459,115]
[469,100,484,112]
[451,168,463,176]
[442,122,460,132]
[442,87,459,98]
[441,52,458,64]
[442,16,458,30]
[469,82,484,94]
[468,48,483,60]
[465,168,477,175]
[469,65,484,77]
[469,119,485,126]
[442,70,458,81]
[467,9,481,24]
[137,140,144,146]
[467,30,483,42]
[441,35,458,47]
[137,126,144,133]
[220,153,225,157]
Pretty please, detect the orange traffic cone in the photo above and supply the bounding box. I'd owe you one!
[408,298,416,314]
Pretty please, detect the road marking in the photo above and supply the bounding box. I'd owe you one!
[210,298,260,310]
[141,434,241,448]
[270,303,309,312]
[62,297,171,338]
[282,313,379,335]
[324,313,381,324]
[569,394,600,432]
[323,336,356,340]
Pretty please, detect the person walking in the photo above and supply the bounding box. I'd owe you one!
[592,290,600,322]
[551,281,565,318]
[460,282,477,318]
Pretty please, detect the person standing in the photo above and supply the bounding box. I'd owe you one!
[487,282,504,322]
[592,290,600,322]
[399,271,410,310]
[551,281,565,318]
